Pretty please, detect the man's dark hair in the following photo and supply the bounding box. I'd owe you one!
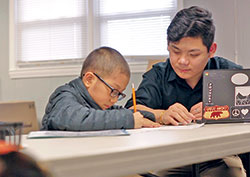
[167,6,215,51]
[80,46,130,78]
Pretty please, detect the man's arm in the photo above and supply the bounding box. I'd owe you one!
[125,68,164,109]
[125,63,195,125]
[130,104,195,126]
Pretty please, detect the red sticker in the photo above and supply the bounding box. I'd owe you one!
[203,105,230,120]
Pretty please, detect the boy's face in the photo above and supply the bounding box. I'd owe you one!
[168,37,216,88]
[84,72,129,110]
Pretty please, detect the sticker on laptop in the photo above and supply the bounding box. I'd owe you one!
[235,86,250,106]
[231,73,248,85]
[230,106,250,119]
[203,105,230,120]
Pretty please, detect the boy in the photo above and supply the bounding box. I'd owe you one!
[42,46,159,131]
[125,6,245,177]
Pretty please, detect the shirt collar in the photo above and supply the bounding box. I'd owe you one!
[166,60,204,90]
[167,58,213,82]
[205,58,212,69]
[167,64,179,82]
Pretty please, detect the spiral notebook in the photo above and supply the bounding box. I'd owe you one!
[202,69,250,123]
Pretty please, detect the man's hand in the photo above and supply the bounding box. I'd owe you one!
[190,102,203,120]
[161,103,195,126]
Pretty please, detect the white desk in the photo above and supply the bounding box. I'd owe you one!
[21,123,250,177]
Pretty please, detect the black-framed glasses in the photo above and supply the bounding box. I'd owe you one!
[93,73,126,101]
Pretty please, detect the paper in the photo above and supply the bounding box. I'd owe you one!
[127,123,205,134]
[27,129,129,139]
[159,123,204,130]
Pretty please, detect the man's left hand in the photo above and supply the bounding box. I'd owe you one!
[190,102,203,120]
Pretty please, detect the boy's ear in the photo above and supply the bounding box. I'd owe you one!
[82,72,96,88]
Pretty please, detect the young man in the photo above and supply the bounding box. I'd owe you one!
[42,47,159,131]
[125,6,245,177]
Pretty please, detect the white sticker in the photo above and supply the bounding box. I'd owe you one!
[231,73,249,85]
[241,108,249,115]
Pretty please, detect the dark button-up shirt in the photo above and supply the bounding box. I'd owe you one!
[125,56,242,111]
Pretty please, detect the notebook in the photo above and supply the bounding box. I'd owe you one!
[0,101,39,134]
[202,69,250,123]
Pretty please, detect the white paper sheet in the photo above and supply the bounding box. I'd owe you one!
[127,123,205,134]
[27,129,129,139]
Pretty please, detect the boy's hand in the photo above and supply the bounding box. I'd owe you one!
[129,109,156,122]
[190,102,203,120]
[161,103,195,126]
[141,118,161,128]
[133,112,160,128]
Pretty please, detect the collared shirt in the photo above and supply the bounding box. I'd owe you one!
[125,56,242,111]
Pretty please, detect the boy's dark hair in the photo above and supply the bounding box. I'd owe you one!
[167,6,215,52]
[80,46,130,78]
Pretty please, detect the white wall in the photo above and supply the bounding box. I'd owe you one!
[0,0,250,127]
[184,0,250,67]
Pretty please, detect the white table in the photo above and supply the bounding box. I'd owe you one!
[21,123,250,177]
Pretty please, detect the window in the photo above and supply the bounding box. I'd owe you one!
[15,0,87,62]
[9,0,181,78]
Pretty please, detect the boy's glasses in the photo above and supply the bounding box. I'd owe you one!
[93,73,126,101]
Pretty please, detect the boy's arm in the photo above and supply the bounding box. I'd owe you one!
[133,112,160,128]
[42,91,135,131]
[129,104,165,124]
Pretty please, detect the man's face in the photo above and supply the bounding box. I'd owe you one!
[168,37,216,88]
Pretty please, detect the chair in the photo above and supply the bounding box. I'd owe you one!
[192,164,200,177]
[146,59,166,71]
[0,101,39,134]
[239,152,250,177]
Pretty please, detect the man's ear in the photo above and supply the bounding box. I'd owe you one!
[167,45,170,52]
[208,42,217,58]
[82,72,96,88]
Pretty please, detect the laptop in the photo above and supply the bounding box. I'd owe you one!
[202,69,250,123]
[0,101,39,134]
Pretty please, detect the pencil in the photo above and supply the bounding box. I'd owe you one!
[132,83,137,112]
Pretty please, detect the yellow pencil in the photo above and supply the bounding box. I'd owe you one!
[132,83,137,112]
